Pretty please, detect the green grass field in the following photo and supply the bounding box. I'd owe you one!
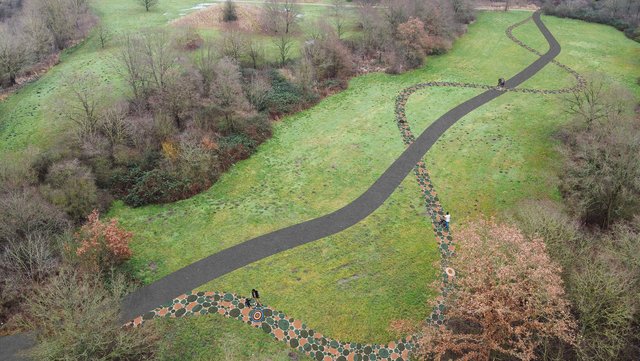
[108,10,639,345]
[1,2,639,357]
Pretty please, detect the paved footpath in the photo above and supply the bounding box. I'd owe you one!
[1,11,578,361]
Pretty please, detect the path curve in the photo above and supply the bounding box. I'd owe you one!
[0,11,578,361]
[118,10,565,323]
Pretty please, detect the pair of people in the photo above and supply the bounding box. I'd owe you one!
[245,288,261,308]
[498,78,506,88]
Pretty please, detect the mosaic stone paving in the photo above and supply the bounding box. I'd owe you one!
[124,12,584,361]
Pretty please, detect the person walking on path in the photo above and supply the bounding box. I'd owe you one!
[444,212,451,231]
[245,298,252,308]
[251,288,261,306]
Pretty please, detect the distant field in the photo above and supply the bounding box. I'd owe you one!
[1,0,639,354]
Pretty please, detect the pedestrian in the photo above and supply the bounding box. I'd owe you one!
[251,288,261,306]
[245,298,252,308]
[444,212,450,231]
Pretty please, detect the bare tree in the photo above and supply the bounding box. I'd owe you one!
[281,0,300,34]
[274,33,293,66]
[194,40,218,95]
[210,57,251,132]
[332,0,347,39]
[0,26,29,86]
[20,4,54,59]
[99,101,129,162]
[218,29,245,62]
[96,24,111,49]
[139,29,177,92]
[263,0,301,34]
[116,33,149,105]
[39,0,77,50]
[246,38,265,69]
[561,80,639,228]
[138,0,158,12]
[245,72,271,111]
[63,71,102,140]
[565,77,631,129]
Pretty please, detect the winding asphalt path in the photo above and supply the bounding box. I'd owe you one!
[0,11,561,361]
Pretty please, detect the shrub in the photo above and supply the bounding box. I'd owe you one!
[559,110,640,228]
[1,233,60,328]
[0,187,70,247]
[303,30,354,82]
[397,17,431,69]
[1,233,59,284]
[570,258,636,360]
[25,268,159,360]
[122,167,190,207]
[416,219,576,361]
[222,0,238,22]
[68,210,132,273]
[241,112,272,144]
[264,69,306,116]
[41,159,99,224]
[510,200,582,272]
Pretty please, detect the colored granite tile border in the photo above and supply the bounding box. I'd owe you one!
[125,291,414,361]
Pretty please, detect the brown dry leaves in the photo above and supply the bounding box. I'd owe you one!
[416,219,576,361]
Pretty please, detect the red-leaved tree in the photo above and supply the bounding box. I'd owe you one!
[72,210,133,272]
[416,219,576,361]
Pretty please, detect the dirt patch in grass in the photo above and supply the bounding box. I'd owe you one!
[172,3,262,32]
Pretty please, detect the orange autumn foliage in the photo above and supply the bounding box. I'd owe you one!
[416,219,576,361]
[73,210,133,272]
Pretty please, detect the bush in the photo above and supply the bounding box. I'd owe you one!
[25,268,159,360]
[41,159,99,224]
[571,258,636,360]
[222,0,238,22]
[559,110,640,229]
[0,187,70,246]
[264,69,306,116]
[510,200,583,272]
[0,232,60,328]
[122,167,190,207]
[416,219,576,361]
[67,210,132,273]
[513,201,640,360]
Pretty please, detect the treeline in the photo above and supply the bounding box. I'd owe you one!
[0,0,94,88]
[543,0,640,41]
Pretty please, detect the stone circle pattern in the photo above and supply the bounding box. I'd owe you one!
[124,13,584,360]
[125,291,414,361]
